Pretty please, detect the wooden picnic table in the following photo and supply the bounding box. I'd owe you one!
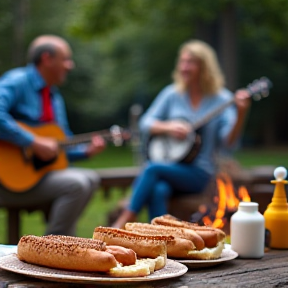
[0,248,288,287]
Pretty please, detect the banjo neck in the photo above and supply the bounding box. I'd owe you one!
[193,76,272,131]
[192,97,235,131]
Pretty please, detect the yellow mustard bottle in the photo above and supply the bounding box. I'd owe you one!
[264,166,288,248]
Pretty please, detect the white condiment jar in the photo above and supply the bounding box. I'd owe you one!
[230,202,265,258]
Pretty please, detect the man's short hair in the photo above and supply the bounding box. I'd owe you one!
[27,43,56,65]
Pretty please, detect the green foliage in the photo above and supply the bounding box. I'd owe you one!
[72,0,230,38]
[238,0,288,47]
[235,1,288,144]
[68,0,234,126]
[69,0,288,144]
[1,0,288,142]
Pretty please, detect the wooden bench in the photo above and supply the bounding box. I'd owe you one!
[0,203,52,245]
[102,165,279,223]
[0,165,277,244]
[97,166,140,198]
[0,167,140,245]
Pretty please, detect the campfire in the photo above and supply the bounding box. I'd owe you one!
[191,172,251,231]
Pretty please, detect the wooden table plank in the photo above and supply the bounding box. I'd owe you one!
[1,249,288,287]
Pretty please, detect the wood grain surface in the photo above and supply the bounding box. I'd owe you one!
[0,248,288,287]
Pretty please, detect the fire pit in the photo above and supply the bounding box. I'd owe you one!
[190,172,251,234]
[169,165,277,235]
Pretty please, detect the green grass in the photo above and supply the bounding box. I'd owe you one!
[1,145,287,244]
[75,144,135,169]
[234,147,288,168]
[0,188,130,244]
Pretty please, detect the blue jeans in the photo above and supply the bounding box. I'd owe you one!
[128,162,211,221]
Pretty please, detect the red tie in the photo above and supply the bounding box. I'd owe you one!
[40,86,54,122]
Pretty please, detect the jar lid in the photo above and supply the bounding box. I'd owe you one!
[239,202,258,208]
[238,202,259,212]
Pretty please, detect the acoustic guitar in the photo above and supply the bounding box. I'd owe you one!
[147,77,273,164]
[0,122,127,192]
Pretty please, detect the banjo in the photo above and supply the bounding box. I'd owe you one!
[147,77,273,164]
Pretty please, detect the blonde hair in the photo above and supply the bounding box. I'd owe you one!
[173,40,225,95]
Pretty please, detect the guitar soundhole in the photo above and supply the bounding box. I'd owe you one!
[32,155,57,170]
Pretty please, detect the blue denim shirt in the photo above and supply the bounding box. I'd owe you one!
[0,64,87,162]
[139,84,239,175]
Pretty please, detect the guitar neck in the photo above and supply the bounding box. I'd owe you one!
[192,97,235,131]
[58,130,112,148]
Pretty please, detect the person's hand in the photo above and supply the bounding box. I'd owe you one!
[86,135,106,157]
[166,120,192,140]
[234,89,251,115]
[31,136,59,161]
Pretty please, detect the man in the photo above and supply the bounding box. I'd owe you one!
[0,35,105,236]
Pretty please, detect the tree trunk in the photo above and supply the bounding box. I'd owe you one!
[12,0,29,66]
[218,2,238,91]
[195,2,238,91]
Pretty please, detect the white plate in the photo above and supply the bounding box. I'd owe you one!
[176,244,238,269]
[0,254,188,285]
[0,245,18,257]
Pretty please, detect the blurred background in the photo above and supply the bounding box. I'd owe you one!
[1,0,288,149]
[1,0,288,241]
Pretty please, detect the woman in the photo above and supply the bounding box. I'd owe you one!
[112,39,250,228]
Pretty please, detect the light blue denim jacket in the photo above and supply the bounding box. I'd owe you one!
[0,64,87,161]
[139,84,239,175]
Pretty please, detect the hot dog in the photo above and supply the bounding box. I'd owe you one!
[142,215,227,260]
[152,214,226,248]
[93,226,168,270]
[125,222,205,250]
[105,245,137,266]
[18,234,170,277]
[17,235,119,272]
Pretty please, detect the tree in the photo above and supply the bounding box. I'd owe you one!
[1,0,288,144]
[71,0,288,146]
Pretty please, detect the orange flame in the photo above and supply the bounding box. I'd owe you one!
[220,173,239,210]
[238,185,251,202]
[202,173,251,228]
[202,216,213,226]
[215,178,226,220]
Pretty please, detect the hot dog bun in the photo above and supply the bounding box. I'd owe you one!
[124,222,200,258]
[145,215,226,259]
[186,241,225,260]
[125,222,205,250]
[17,235,155,277]
[152,214,226,248]
[17,235,118,272]
[93,226,168,270]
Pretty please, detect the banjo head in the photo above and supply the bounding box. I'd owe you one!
[147,133,197,164]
